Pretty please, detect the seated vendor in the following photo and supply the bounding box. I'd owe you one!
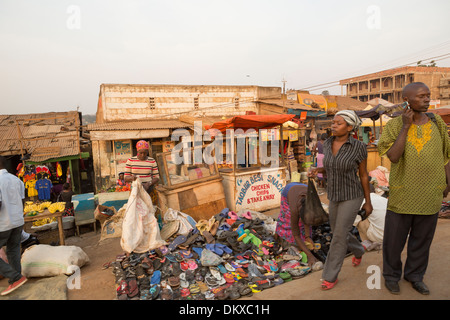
[59,183,74,217]
[275,182,319,267]
[116,172,128,186]
[353,190,387,252]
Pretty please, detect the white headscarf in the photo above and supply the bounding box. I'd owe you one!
[335,110,362,133]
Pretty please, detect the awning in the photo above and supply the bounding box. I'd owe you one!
[204,114,295,133]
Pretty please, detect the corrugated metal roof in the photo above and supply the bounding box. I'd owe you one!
[0,111,81,162]
[86,119,193,131]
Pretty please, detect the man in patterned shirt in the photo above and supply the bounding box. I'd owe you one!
[378,82,450,295]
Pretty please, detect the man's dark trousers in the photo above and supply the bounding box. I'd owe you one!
[383,210,438,282]
[0,225,23,284]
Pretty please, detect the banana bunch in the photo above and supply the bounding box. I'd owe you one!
[48,202,66,213]
[24,203,42,213]
[32,217,57,227]
[24,202,52,213]
[40,201,52,209]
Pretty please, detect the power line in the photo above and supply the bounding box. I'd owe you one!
[298,52,450,91]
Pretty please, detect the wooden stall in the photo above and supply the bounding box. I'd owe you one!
[155,147,227,222]
[205,114,295,213]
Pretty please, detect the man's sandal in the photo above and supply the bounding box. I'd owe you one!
[321,279,338,290]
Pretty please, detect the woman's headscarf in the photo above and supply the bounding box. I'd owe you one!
[136,140,150,151]
[335,110,362,133]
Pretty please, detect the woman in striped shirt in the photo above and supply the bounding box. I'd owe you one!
[309,110,373,290]
[124,140,160,203]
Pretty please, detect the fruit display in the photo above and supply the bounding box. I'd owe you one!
[23,201,65,215]
[48,202,66,213]
[32,217,57,227]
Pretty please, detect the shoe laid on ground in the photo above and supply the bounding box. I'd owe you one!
[384,280,400,295]
[406,280,430,295]
[1,276,28,296]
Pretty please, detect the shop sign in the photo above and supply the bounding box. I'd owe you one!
[235,171,285,210]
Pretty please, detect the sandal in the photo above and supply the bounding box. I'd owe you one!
[279,272,292,282]
[168,235,187,252]
[202,231,215,244]
[248,283,261,293]
[224,272,235,284]
[321,279,338,290]
[236,282,253,297]
[352,256,362,267]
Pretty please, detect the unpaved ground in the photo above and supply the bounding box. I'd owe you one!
[2,190,450,300]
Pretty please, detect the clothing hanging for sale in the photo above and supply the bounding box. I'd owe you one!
[35,178,52,200]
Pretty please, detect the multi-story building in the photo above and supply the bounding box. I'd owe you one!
[439,77,450,106]
[339,66,450,104]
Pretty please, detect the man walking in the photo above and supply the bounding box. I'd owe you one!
[378,82,450,295]
[0,156,28,295]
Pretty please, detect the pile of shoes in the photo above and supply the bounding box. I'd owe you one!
[110,208,323,300]
[311,223,332,263]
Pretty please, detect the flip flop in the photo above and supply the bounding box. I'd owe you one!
[187,259,198,271]
[267,259,278,272]
[150,270,161,285]
[242,210,252,220]
[168,235,187,252]
[196,219,209,233]
[202,231,215,244]
[209,266,222,280]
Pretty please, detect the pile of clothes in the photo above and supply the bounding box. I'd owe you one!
[110,208,327,300]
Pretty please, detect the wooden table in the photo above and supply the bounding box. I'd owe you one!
[24,209,65,245]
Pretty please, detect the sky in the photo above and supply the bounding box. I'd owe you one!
[1,0,450,116]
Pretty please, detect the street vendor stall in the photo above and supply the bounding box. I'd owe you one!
[205,114,295,212]
[24,209,65,245]
[155,146,227,222]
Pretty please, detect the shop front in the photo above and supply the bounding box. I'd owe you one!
[155,147,227,221]
[205,114,295,213]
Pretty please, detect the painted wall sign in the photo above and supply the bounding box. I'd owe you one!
[234,170,285,211]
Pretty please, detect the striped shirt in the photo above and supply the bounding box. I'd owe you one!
[323,136,367,202]
[124,156,159,183]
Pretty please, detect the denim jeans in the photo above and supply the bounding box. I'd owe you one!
[0,225,24,284]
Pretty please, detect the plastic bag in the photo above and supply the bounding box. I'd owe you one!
[120,178,166,253]
[199,249,223,267]
[300,178,329,226]
[163,208,196,236]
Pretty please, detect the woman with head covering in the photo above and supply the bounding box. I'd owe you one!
[308,110,373,290]
[124,140,160,204]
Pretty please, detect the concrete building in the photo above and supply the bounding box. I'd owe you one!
[95,84,281,123]
[339,66,450,104]
[88,84,281,192]
[439,77,450,106]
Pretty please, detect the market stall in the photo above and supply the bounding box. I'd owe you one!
[205,114,295,212]
[23,202,66,245]
[155,146,227,222]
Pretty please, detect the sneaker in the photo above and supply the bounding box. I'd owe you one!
[1,276,28,296]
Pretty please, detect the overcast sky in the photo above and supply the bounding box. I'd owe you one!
[1,0,450,115]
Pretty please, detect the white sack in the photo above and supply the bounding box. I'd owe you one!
[21,244,89,278]
[120,178,166,253]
